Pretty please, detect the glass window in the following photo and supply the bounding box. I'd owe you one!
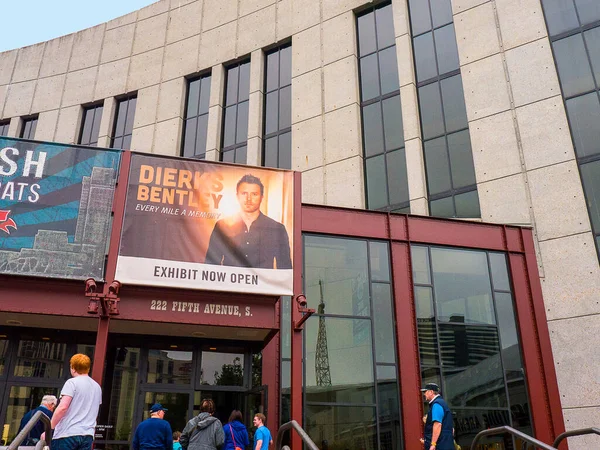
[419,83,445,140]
[221,61,250,164]
[447,130,477,189]
[565,92,600,158]
[553,34,595,98]
[79,104,103,146]
[434,24,460,75]
[304,236,370,315]
[429,196,455,217]
[305,405,377,450]
[146,349,193,384]
[408,0,432,36]
[414,33,437,82]
[411,246,431,285]
[182,74,211,158]
[13,340,66,378]
[358,4,410,213]
[580,160,600,233]
[441,75,469,134]
[541,0,579,36]
[575,0,600,26]
[489,252,511,291]
[424,136,452,195]
[111,96,136,149]
[20,117,38,140]
[372,283,395,363]
[0,120,11,136]
[430,0,453,28]
[263,45,292,169]
[143,392,190,433]
[585,27,600,93]
[369,241,390,283]
[0,336,7,375]
[431,247,495,324]
[200,351,244,386]
[305,317,375,403]
[454,189,481,218]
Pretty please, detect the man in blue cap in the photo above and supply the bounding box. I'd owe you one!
[133,403,173,450]
[421,383,454,450]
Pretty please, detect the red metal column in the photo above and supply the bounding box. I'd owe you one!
[262,299,280,435]
[508,228,566,445]
[91,151,131,384]
[291,172,303,450]
[391,241,423,450]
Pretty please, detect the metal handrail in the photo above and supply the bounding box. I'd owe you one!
[471,426,556,450]
[275,420,319,450]
[7,410,52,450]
[553,427,600,448]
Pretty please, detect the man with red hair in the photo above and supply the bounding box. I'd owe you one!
[51,354,102,450]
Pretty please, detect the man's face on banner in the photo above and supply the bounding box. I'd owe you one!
[237,182,263,214]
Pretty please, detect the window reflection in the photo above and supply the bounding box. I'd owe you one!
[305,405,377,450]
[13,340,66,378]
[0,337,7,376]
[147,349,193,384]
[200,352,244,386]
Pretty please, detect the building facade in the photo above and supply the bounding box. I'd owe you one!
[0,0,599,449]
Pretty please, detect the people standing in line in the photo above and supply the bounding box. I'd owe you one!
[180,398,224,450]
[421,383,454,450]
[223,410,249,450]
[252,413,272,450]
[18,395,57,445]
[173,431,183,450]
[50,354,102,450]
[132,404,173,450]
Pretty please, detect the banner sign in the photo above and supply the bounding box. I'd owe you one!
[0,138,121,280]
[116,154,294,295]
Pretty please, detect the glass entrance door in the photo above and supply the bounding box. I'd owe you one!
[140,391,191,435]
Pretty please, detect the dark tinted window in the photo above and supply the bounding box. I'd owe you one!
[262,44,292,169]
[20,117,38,140]
[358,3,410,213]
[182,74,211,159]
[221,61,250,164]
[111,96,136,149]
[79,104,104,146]
[0,120,9,136]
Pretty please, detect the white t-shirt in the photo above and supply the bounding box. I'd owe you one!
[53,375,102,439]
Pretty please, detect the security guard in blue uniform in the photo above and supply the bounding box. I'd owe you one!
[421,383,454,450]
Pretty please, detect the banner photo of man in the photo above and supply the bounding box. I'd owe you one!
[0,137,121,280]
[116,154,294,295]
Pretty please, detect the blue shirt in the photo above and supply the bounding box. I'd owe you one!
[133,418,173,450]
[253,426,272,450]
[431,403,444,423]
[18,405,53,442]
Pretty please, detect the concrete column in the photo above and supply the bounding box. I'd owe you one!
[246,49,265,166]
[205,64,225,162]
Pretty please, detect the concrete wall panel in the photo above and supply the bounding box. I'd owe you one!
[496,0,547,51]
[131,123,155,153]
[240,0,276,18]
[199,23,237,69]
[400,84,421,140]
[325,155,365,208]
[3,81,36,117]
[54,106,82,144]
[157,78,186,122]
[167,0,203,44]
[39,35,74,78]
[32,75,66,113]
[293,25,322,78]
[292,0,321,33]
[12,43,45,83]
[548,314,600,408]
[324,103,361,164]
[94,59,130,101]
[237,5,277,57]
[470,110,522,182]
[323,56,359,113]
[203,0,237,31]
[138,0,170,21]
[133,13,169,55]
[34,110,60,141]
[301,166,325,204]
[478,173,531,224]
[276,0,293,41]
[516,96,575,171]
[292,69,322,123]
[462,53,510,121]
[528,161,591,241]
[405,138,427,201]
[293,115,323,171]
[392,0,410,38]
[134,85,160,128]
[62,67,97,108]
[127,48,164,90]
[163,36,200,82]
[69,25,105,72]
[505,38,560,107]
[323,12,356,66]
[562,407,600,449]
[100,24,135,64]
[454,2,500,65]
[396,34,415,88]
[153,117,183,156]
[0,50,18,85]
[451,0,489,14]
[106,11,137,30]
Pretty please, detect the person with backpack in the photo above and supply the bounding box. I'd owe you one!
[223,410,249,450]
[180,399,224,450]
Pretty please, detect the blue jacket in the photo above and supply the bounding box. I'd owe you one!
[424,396,454,450]
[18,405,53,443]
[223,421,249,450]
[133,418,173,450]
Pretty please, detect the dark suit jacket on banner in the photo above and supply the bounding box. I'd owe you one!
[205,212,292,269]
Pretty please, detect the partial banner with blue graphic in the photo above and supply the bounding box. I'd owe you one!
[0,138,121,280]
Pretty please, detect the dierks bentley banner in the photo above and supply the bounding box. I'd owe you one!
[115,154,294,295]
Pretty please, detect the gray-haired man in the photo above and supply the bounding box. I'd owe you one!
[18,395,57,445]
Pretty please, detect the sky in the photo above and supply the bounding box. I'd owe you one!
[0,1,158,53]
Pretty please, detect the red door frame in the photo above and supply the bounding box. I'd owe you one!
[0,153,565,448]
